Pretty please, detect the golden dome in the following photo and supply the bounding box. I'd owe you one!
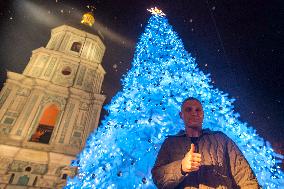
[81,12,95,27]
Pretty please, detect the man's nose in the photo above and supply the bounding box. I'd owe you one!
[191,111,198,116]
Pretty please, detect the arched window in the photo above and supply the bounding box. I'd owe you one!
[62,173,68,180]
[30,104,60,144]
[71,42,82,52]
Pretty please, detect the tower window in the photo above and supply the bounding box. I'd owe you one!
[9,173,15,184]
[33,176,38,186]
[71,42,82,52]
[3,117,15,125]
[30,104,60,144]
[62,66,72,75]
[62,174,68,180]
[17,175,29,186]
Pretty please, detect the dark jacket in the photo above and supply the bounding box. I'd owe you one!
[151,129,260,189]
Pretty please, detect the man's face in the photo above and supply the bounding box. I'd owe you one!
[179,100,204,130]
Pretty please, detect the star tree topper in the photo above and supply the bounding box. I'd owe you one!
[147,7,166,16]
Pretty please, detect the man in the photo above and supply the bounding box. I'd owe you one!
[151,97,260,189]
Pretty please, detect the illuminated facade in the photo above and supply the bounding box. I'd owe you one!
[0,25,106,188]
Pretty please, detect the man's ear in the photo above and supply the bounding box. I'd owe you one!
[179,112,183,119]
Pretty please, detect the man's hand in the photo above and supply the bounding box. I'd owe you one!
[181,144,201,173]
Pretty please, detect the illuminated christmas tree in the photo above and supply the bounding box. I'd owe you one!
[66,8,284,188]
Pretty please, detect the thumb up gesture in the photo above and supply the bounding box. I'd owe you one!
[181,144,201,173]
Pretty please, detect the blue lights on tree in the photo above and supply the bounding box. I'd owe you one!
[66,10,284,189]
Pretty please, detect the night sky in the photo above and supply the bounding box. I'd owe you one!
[0,1,283,147]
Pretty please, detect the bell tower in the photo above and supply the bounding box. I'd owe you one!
[0,25,106,188]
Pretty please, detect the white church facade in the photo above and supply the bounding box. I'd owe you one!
[0,25,106,188]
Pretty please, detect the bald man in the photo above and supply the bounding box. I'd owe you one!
[152,97,260,189]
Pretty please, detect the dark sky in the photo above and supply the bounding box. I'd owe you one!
[0,0,283,146]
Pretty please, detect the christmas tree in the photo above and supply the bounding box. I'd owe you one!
[66,8,284,188]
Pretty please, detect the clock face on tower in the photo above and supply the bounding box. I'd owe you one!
[61,66,72,75]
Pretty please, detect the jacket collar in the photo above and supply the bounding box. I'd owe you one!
[168,128,212,137]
